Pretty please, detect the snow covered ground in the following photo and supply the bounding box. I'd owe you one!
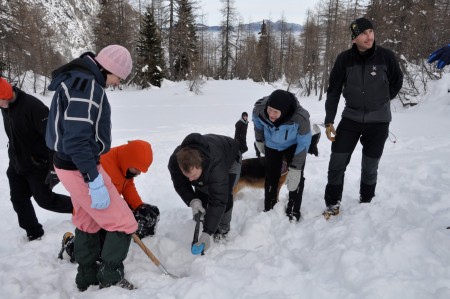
[1,77,450,299]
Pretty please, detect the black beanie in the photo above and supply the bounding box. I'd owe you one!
[350,17,373,40]
[242,112,248,117]
[266,90,296,126]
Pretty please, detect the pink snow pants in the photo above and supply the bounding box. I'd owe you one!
[55,166,137,234]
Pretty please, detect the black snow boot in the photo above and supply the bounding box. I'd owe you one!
[58,232,75,263]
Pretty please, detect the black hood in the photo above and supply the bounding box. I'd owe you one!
[265,90,297,127]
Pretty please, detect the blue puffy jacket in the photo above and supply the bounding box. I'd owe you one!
[252,96,311,169]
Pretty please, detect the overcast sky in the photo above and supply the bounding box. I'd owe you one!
[198,0,322,25]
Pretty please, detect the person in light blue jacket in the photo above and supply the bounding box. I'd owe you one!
[253,89,312,221]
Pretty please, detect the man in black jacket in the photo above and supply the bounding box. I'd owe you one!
[322,17,403,219]
[234,112,248,154]
[168,133,241,254]
[0,78,72,241]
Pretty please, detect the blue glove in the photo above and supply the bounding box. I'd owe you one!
[191,232,211,255]
[428,44,450,69]
[88,173,110,209]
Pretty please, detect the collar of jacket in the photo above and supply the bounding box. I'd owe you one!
[49,52,106,90]
[351,41,377,59]
[240,117,248,124]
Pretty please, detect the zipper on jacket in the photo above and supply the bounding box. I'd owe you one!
[361,62,366,123]
[285,130,288,140]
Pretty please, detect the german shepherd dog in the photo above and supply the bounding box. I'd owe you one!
[233,128,320,201]
[233,157,288,200]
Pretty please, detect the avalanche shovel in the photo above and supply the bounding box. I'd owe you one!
[191,212,204,255]
[132,233,179,278]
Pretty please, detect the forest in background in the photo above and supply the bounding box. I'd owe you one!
[1,0,449,104]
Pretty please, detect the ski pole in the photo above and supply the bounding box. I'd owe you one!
[132,233,178,278]
[191,212,204,255]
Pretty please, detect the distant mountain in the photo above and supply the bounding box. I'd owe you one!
[24,0,302,60]
[202,20,303,32]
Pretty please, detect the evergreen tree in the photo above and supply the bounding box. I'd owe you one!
[92,0,137,54]
[253,20,270,82]
[172,0,198,81]
[219,0,237,79]
[136,6,165,88]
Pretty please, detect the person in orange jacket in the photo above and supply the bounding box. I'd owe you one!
[100,139,160,238]
[59,140,159,263]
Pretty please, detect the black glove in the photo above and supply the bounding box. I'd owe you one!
[133,203,160,239]
[45,170,60,189]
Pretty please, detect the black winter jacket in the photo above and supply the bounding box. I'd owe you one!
[234,118,248,153]
[168,133,240,235]
[325,42,403,124]
[1,87,52,174]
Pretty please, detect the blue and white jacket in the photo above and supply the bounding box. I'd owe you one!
[45,52,111,182]
[252,96,312,169]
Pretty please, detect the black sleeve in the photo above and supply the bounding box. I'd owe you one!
[202,163,229,235]
[387,51,403,99]
[325,53,346,124]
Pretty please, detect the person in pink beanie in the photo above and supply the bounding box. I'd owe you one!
[45,45,137,291]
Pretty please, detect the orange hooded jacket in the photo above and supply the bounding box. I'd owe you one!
[100,140,153,210]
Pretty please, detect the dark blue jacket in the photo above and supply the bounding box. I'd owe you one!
[325,42,403,124]
[45,53,111,182]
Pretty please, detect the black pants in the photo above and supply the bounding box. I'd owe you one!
[7,165,73,236]
[324,118,389,206]
[264,145,306,211]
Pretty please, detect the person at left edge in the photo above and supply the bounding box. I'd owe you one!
[45,45,137,291]
[0,78,72,241]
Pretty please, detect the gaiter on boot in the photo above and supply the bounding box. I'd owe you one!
[264,184,278,211]
[97,231,132,287]
[74,228,101,291]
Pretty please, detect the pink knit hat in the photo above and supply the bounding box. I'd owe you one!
[95,45,132,80]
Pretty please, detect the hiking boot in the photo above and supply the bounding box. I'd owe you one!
[99,278,136,290]
[323,203,340,220]
[58,232,76,262]
[359,196,372,203]
[27,229,44,241]
[286,208,301,222]
[292,211,301,222]
[213,231,228,243]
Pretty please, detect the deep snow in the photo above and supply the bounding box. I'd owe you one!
[1,77,450,299]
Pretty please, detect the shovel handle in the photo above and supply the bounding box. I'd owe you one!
[192,212,204,255]
[132,233,161,266]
